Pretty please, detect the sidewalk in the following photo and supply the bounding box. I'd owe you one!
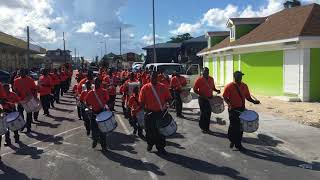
[183,97,320,163]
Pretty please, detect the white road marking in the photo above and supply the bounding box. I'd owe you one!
[141,158,159,180]
[220,151,232,158]
[116,114,130,134]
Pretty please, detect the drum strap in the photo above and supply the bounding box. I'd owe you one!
[234,83,245,109]
[93,90,104,109]
[204,78,212,92]
[151,85,164,111]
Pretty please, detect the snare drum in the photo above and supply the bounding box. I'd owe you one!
[20,96,42,113]
[85,108,94,120]
[239,110,259,133]
[5,112,26,132]
[136,110,145,128]
[157,111,177,137]
[209,96,225,114]
[180,90,192,103]
[0,114,8,135]
[96,111,117,133]
[128,82,140,96]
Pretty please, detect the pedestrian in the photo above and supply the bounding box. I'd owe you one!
[193,67,220,133]
[223,71,260,151]
[13,68,39,133]
[139,71,172,153]
[80,81,92,136]
[39,68,53,116]
[85,78,109,151]
[170,72,187,118]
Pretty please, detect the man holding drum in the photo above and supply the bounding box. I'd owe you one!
[80,81,93,136]
[39,69,53,116]
[223,71,260,151]
[170,72,187,118]
[85,78,109,151]
[139,71,172,154]
[193,67,221,133]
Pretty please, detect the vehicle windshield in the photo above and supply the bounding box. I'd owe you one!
[157,65,185,75]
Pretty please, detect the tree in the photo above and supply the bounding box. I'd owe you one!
[167,33,193,43]
[284,0,301,8]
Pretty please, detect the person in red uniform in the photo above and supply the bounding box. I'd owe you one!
[49,69,59,108]
[77,71,94,96]
[170,72,187,117]
[1,83,21,146]
[193,67,220,133]
[13,68,38,133]
[124,72,140,120]
[52,68,61,104]
[139,71,172,153]
[0,82,6,161]
[223,71,260,151]
[85,78,109,151]
[119,83,127,118]
[59,68,67,96]
[80,81,92,136]
[106,70,117,111]
[39,68,53,116]
[128,86,144,139]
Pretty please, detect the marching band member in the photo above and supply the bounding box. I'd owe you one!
[1,83,21,146]
[128,86,145,139]
[119,82,127,118]
[124,72,139,120]
[59,68,67,97]
[77,71,94,96]
[139,71,172,153]
[49,69,60,107]
[193,67,220,133]
[106,71,117,111]
[223,71,260,151]
[0,82,6,161]
[85,78,109,151]
[80,81,92,136]
[39,69,53,116]
[13,68,39,133]
[52,69,61,104]
[170,72,187,118]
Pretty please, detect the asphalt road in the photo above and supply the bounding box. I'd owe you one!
[0,82,319,180]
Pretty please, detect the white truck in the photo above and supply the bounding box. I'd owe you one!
[145,63,200,88]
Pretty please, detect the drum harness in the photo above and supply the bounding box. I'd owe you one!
[233,83,246,114]
[93,90,106,114]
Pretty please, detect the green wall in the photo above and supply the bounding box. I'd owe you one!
[310,48,320,101]
[233,54,239,71]
[224,56,227,85]
[240,51,284,96]
[208,57,214,77]
[217,57,221,85]
[236,24,259,40]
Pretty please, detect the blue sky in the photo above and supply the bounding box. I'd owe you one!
[0,0,318,60]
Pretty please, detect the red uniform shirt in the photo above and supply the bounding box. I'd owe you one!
[0,83,5,98]
[2,91,20,110]
[13,76,37,100]
[49,73,59,86]
[142,74,150,85]
[79,90,89,102]
[193,76,217,98]
[60,72,67,81]
[85,88,109,112]
[77,78,89,95]
[128,94,142,117]
[139,83,171,112]
[39,75,52,96]
[223,82,251,110]
[170,76,187,91]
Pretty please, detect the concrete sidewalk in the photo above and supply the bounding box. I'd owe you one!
[183,97,320,163]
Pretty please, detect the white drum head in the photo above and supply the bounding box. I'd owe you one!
[240,110,259,122]
[96,111,113,122]
[5,112,20,122]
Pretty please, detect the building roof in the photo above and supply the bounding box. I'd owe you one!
[206,31,229,38]
[183,35,207,43]
[143,43,182,49]
[227,17,267,27]
[199,3,320,55]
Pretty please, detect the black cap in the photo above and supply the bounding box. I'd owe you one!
[234,71,244,77]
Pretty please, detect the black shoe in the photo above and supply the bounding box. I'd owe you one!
[229,143,234,149]
[92,140,98,148]
[15,138,20,144]
[4,142,12,147]
[86,131,90,136]
[202,130,210,134]
[236,145,247,152]
[133,129,137,135]
[147,145,153,152]
[158,149,167,155]
[26,129,32,134]
[177,114,185,118]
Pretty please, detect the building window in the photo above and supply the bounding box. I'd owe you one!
[230,26,236,39]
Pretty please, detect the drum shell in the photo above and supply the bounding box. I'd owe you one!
[156,111,177,137]
[209,96,225,114]
[136,110,145,128]
[0,114,8,135]
[96,111,117,133]
[240,110,259,133]
[5,112,26,132]
[128,82,140,96]
[180,90,192,103]
[20,96,42,113]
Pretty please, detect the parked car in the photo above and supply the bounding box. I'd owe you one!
[29,71,40,80]
[0,70,10,83]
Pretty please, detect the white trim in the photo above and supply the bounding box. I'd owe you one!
[238,54,241,71]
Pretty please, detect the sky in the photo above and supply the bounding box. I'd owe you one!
[0,0,319,60]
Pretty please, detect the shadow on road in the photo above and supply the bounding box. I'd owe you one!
[108,132,139,154]
[53,107,74,113]
[166,141,185,150]
[102,150,166,176]
[157,152,248,180]
[0,162,40,180]
[26,131,64,145]
[243,134,284,147]
[53,116,75,122]
[34,120,61,129]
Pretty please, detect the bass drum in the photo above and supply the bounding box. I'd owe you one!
[0,113,8,135]
[20,96,42,113]
[180,90,192,103]
[157,111,177,137]
[209,96,225,114]
[240,110,259,133]
[136,110,145,128]
[96,111,117,133]
[5,112,26,132]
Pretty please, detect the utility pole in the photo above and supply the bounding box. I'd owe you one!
[120,27,122,56]
[63,32,66,63]
[74,48,77,69]
[27,26,30,69]
[104,40,107,55]
[152,0,157,63]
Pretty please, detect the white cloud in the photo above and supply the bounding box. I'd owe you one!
[168,19,173,25]
[141,34,164,45]
[94,31,103,36]
[104,34,110,38]
[129,33,135,38]
[201,4,238,29]
[170,22,202,35]
[76,22,96,33]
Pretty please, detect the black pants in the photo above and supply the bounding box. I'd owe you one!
[174,90,182,116]
[54,84,60,102]
[77,105,82,119]
[40,94,51,115]
[108,95,116,111]
[60,81,67,96]
[128,108,142,132]
[198,97,212,131]
[81,108,91,135]
[228,109,244,147]
[122,100,128,118]
[18,104,39,131]
[91,114,107,148]
[145,111,165,150]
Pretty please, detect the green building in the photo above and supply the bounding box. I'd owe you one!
[198,3,320,102]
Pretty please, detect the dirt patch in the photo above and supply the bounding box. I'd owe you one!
[246,96,320,128]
